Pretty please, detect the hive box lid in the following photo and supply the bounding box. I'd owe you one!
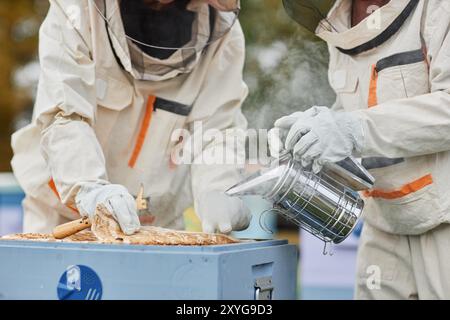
[0,238,289,253]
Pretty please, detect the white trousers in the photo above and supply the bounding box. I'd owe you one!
[355,222,450,299]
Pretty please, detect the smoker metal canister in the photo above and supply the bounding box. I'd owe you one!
[226,155,370,246]
[264,157,364,244]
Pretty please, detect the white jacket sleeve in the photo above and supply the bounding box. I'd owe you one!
[354,13,450,159]
[188,22,249,199]
[36,0,109,208]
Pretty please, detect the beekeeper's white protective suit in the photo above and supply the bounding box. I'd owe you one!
[321,0,450,299]
[11,0,250,234]
[272,0,450,299]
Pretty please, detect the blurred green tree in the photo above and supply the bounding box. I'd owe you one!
[240,0,335,129]
[0,0,48,171]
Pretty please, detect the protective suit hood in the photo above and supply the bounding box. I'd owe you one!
[93,0,239,81]
[283,0,420,55]
[316,0,419,55]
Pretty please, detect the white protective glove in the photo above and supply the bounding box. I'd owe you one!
[75,184,141,235]
[197,191,252,234]
[269,106,364,173]
[267,108,319,158]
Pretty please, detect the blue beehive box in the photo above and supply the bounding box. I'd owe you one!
[0,173,25,236]
[0,239,298,300]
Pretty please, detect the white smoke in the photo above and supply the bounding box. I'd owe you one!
[242,32,336,130]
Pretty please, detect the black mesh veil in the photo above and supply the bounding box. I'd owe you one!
[282,0,338,33]
[92,0,239,80]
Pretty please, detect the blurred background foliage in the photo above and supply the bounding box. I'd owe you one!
[0,0,48,171]
[0,0,335,172]
[240,0,335,129]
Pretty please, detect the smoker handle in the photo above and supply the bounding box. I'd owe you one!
[258,208,286,234]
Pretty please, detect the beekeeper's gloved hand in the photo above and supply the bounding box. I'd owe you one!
[76,183,141,235]
[273,106,364,173]
[197,191,252,234]
[268,108,320,158]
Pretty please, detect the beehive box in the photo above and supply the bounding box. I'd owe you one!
[0,239,297,300]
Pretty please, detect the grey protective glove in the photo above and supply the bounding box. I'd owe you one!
[197,191,252,234]
[270,106,364,173]
[75,183,141,235]
[268,107,319,158]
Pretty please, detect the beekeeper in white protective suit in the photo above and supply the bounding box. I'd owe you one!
[11,0,251,235]
[269,0,450,299]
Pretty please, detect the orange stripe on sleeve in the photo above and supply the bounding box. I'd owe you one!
[48,179,61,200]
[363,174,433,200]
[368,64,378,108]
[128,95,156,168]
[48,179,80,214]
